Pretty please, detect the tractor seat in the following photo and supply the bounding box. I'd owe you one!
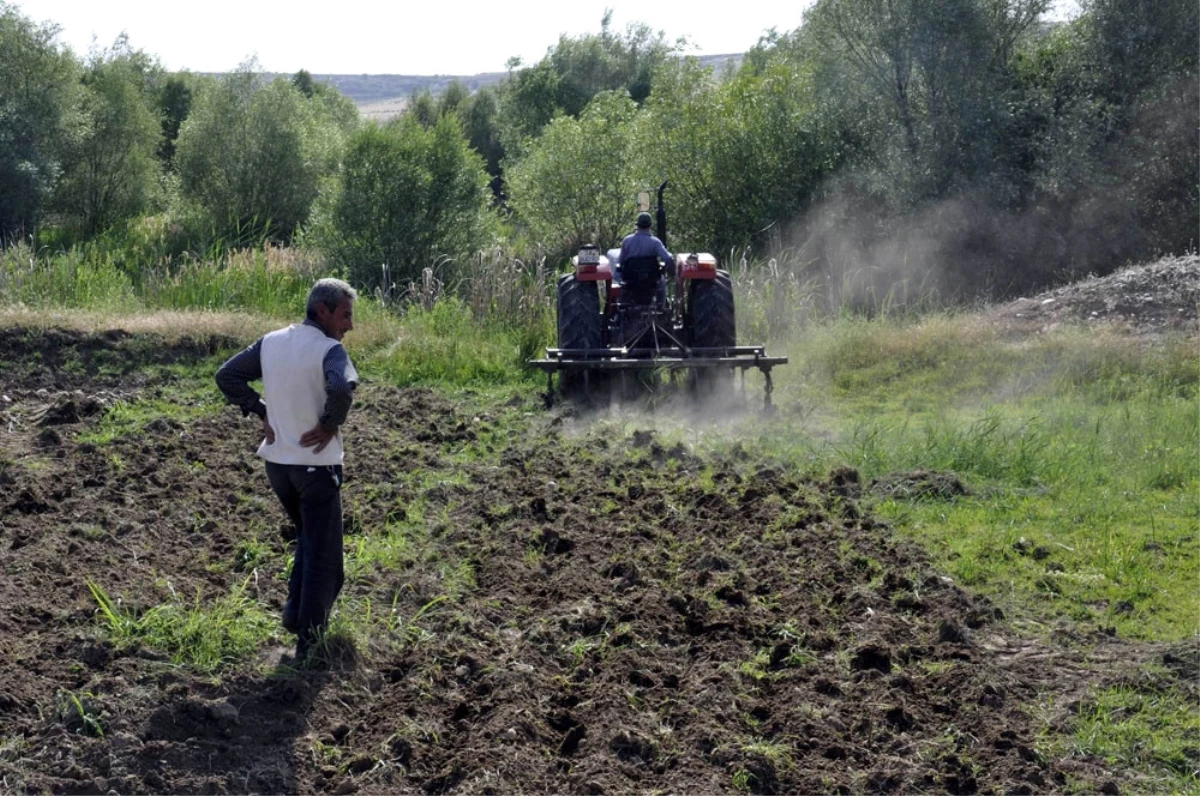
[619,255,663,306]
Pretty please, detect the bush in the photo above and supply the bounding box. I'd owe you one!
[308,113,493,293]
[505,91,641,260]
[0,2,80,240]
[53,37,163,236]
[174,62,355,245]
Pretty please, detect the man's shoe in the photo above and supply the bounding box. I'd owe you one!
[295,638,329,670]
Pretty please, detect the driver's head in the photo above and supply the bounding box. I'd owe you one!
[636,212,652,229]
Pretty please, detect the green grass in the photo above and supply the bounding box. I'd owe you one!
[316,591,453,661]
[1046,685,1200,794]
[1,240,313,316]
[0,244,136,311]
[89,580,275,674]
[743,316,1200,642]
[345,512,429,579]
[362,298,540,388]
[76,392,221,446]
[55,689,106,737]
[3,240,549,391]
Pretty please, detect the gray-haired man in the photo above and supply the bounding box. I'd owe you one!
[215,278,359,662]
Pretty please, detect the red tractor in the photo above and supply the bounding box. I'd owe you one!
[531,183,786,407]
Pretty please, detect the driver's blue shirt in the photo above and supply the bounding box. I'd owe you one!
[618,229,674,270]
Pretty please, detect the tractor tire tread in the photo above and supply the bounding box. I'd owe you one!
[690,271,736,348]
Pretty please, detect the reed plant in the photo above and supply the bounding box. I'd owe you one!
[133,246,316,316]
[2,238,315,318]
[0,242,135,310]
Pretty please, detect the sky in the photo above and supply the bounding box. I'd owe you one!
[13,0,818,76]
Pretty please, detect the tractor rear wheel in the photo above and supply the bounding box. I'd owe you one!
[689,271,736,395]
[556,274,602,397]
[689,270,736,348]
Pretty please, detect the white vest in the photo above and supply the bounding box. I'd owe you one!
[257,323,346,466]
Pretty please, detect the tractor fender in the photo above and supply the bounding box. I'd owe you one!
[678,252,719,280]
[571,253,613,282]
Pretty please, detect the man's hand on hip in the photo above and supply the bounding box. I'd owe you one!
[263,416,275,445]
[300,423,337,454]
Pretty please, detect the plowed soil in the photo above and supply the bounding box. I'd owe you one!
[0,317,1193,794]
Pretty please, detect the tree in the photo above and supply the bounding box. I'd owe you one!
[174,61,356,244]
[315,113,493,289]
[497,59,562,159]
[634,55,837,257]
[799,0,1049,205]
[408,89,438,128]
[157,73,193,167]
[1067,0,1198,249]
[497,13,677,158]
[437,80,470,117]
[1108,72,1198,259]
[505,91,641,260]
[1080,0,1197,108]
[459,86,504,198]
[404,82,505,199]
[53,35,163,235]
[547,12,673,114]
[0,2,80,241]
[292,68,315,98]
[1015,0,1198,270]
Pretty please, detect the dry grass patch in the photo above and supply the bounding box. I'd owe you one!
[0,307,276,342]
[0,304,408,356]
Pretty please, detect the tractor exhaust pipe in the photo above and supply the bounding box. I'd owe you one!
[656,180,668,249]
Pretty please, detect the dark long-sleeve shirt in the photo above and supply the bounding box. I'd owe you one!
[215,319,356,430]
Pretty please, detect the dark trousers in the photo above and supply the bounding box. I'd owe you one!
[265,461,345,647]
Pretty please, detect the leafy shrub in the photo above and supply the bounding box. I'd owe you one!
[307,113,494,293]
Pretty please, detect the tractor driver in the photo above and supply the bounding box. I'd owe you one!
[618,211,675,279]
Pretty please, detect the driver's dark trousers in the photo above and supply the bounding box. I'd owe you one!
[265,461,344,656]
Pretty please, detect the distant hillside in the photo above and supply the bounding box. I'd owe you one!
[300,53,743,115]
[310,72,508,105]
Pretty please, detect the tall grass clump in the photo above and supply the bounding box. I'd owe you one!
[36,209,244,274]
[724,250,826,343]
[456,247,556,364]
[797,313,1008,404]
[365,297,543,388]
[354,245,557,388]
[89,580,274,674]
[837,412,1053,487]
[1,242,136,310]
[791,314,1199,495]
[2,238,322,320]
[134,245,316,317]
[2,233,559,386]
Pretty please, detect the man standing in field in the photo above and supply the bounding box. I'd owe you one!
[215,278,359,663]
